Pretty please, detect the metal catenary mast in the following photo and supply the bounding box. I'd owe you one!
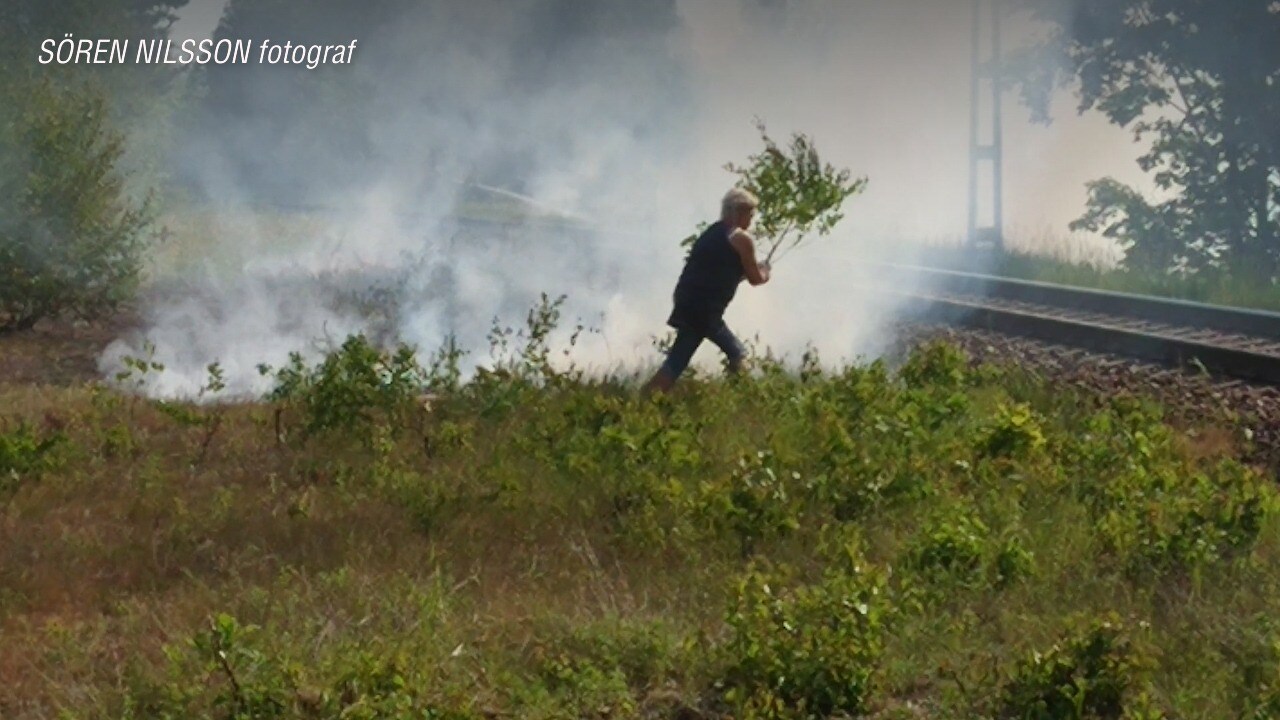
[968,0,1004,250]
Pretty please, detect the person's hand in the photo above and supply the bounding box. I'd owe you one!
[759,261,772,284]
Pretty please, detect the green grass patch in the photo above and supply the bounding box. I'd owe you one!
[902,242,1280,312]
[2,308,1279,718]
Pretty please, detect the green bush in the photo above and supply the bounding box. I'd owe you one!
[992,533,1036,587]
[0,419,65,498]
[981,402,1047,458]
[998,616,1153,720]
[899,503,1035,593]
[260,334,428,447]
[1081,458,1273,575]
[699,451,803,557]
[899,341,969,391]
[128,611,478,720]
[0,78,151,331]
[720,556,889,719]
[903,504,989,585]
[798,397,935,522]
[1214,617,1280,719]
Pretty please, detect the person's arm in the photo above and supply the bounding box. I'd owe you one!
[729,229,771,286]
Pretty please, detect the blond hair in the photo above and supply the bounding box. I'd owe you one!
[720,187,759,220]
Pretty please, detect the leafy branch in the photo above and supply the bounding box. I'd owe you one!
[725,119,867,266]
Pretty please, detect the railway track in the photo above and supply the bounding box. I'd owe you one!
[866,264,1280,387]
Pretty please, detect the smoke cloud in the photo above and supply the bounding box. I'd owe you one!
[103,0,1139,398]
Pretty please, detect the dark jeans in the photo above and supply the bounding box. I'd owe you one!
[660,323,745,379]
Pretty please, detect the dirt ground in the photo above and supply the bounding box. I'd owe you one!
[0,313,138,388]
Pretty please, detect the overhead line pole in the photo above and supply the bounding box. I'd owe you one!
[968,0,1005,251]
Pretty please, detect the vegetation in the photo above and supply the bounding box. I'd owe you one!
[725,120,867,266]
[0,2,188,78]
[2,304,1279,718]
[906,241,1280,312]
[1,3,1278,716]
[0,2,194,332]
[0,78,153,332]
[1013,0,1280,278]
[683,121,867,267]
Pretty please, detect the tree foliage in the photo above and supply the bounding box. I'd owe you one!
[689,121,866,266]
[0,1,189,331]
[0,0,188,94]
[0,80,152,331]
[1015,0,1280,277]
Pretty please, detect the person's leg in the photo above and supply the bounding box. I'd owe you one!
[643,328,704,394]
[707,323,746,375]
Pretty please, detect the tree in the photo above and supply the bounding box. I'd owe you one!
[0,1,187,331]
[0,0,188,92]
[1,0,194,199]
[1014,0,1280,277]
[0,80,152,332]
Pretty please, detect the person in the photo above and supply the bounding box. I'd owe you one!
[644,188,771,394]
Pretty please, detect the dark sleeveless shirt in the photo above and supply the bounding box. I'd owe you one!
[667,220,745,334]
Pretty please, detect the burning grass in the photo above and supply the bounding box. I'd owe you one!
[2,309,1280,718]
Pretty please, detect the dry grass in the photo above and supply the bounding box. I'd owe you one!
[1001,224,1125,269]
[0,315,137,389]
[896,230,1280,311]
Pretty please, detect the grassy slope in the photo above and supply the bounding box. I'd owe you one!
[2,335,1279,719]
[907,243,1280,312]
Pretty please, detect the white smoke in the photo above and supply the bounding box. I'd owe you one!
[103,0,1140,398]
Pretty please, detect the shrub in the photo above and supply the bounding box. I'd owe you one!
[797,375,934,523]
[188,613,292,718]
[999,615,1153,720]
[903,504,989,585]
[699,451,803,557]
[992,533,1036,587]
[129,611,479,719]
[900,341,969,391]
[720,556,889,719]
[1083,458,1275,575]
[981,402,1047,458]
[1050,395,1274,575]
[0,420,65,498]
[259,334,427,447]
